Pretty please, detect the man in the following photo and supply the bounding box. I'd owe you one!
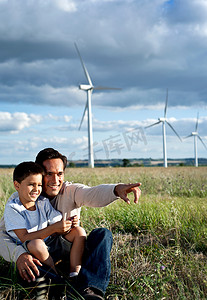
[0,148,141,299]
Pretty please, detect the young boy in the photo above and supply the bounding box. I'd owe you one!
[4,161,86,279]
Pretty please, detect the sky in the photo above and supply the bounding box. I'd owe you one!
[0,0,207,165]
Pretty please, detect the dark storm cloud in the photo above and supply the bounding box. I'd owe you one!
[0,40,73,62]
[0,0,207,108]
[0,83,83,106]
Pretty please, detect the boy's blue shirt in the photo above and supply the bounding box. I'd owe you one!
[4,195,62,243]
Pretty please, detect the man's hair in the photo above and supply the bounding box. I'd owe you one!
[13,161,44,183]
[35,148,67,170]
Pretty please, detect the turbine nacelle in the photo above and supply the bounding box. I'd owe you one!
[158,117,166,122]
[79,84,93,91]
[191,132,198,136]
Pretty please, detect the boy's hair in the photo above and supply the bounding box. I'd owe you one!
[35,148,67,170]
[13,161,44,183]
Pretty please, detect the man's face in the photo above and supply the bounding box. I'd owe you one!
[42,158,64,199]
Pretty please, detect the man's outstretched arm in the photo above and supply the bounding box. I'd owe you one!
[71,182,141,208]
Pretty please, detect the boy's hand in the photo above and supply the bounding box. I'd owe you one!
[53,219,72,234]
[70,215,78,227]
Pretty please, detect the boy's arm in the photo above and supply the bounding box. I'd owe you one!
[14,219,72,243]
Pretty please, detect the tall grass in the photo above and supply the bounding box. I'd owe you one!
[64,166,207,198]
[0,170,13,217]
[0,167,207,299]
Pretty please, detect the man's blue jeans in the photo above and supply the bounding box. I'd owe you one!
[78,227,113,294]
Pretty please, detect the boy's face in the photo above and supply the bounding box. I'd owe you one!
[14,174,42,205]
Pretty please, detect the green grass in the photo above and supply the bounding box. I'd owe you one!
[0,167,207,299]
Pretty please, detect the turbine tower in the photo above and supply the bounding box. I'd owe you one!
[145,89,182,168]
[185,113,207,167]
[75,43,121,168]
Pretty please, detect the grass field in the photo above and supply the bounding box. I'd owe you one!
[0,167,207,299]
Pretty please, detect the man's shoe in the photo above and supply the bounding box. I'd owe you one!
[80,287,104,300]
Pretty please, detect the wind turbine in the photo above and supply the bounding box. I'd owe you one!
[145,89,182,168]
[75,43,121,168]
[185,113,207,167]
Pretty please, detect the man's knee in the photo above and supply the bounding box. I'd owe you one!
[87,228,113,247]
[91,228,112,238]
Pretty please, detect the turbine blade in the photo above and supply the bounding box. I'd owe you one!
[79,101,88,130]
[145,121,161,129]
[197,135,207,150]
[195,112,199,131]
[184,134,193,139]
[164,88,168,118]
[166,120,182,141]
[74,43,93,86]
[94,86,122,90]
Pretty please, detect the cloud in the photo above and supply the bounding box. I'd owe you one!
[71,136,88,151]
[0,112,42,133]
[0,0,207,109]
[55,0,77,12]
[0,111,74,133]
[144,116,207,137]
[0,83,83,106]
